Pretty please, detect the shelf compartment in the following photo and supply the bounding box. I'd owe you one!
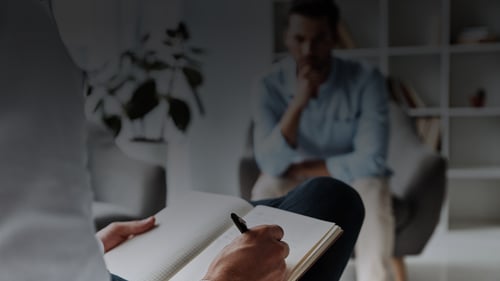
[389,54,442,107]
[450,52,500,108]
[388,0,442,47]
[335,48,380,57]
[406,107,442,117]
[388,46,441,56]
[448,179,500,228]
[449,107,500,117]
[451,0,500,45]
[449,117,500,169]
[450,43,500,54]
[448,167,500,179]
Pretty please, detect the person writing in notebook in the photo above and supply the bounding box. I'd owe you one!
[1,0,363,281]
[98,176,365,281]
[251,0,393,280]
[97,218,290,281]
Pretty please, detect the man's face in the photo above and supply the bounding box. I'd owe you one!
[285,14,335,74]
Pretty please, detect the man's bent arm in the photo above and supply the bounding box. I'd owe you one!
[253,77,301,176]
[325,69,391,183]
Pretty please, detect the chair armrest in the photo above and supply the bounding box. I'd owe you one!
[239,157,260,200]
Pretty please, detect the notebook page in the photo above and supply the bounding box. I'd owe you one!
[104,191,253,281]
[170,205,339,281]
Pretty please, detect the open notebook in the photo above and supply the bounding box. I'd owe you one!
[104,191,342,281]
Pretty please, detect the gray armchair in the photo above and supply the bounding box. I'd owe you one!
[86,121,166,230]
[239,102,446,281]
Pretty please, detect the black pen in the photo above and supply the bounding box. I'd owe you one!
[231,213,249,233]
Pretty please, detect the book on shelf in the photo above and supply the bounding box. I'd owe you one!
[104,191,343,281]
[387,77,426,109]
[456,26,499,44]
[387,77,441,151]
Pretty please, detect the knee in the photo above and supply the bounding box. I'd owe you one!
[300,177,365,223]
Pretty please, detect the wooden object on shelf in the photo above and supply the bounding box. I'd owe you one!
[336,20,356,49]
[456,26,499,45]
[469,88,486,108]
[387,77,441,151]
[424,117,441,151]
[387,77,425,109]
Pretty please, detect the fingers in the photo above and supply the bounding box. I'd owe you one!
[247,224,289,259]
[129,216,156,235]
[113,216,156,237]
[278,240,290,259]
[266,224,285,241]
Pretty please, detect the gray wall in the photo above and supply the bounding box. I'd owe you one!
[183,0,273,195]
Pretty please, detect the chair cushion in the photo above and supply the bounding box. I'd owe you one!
[392,196,413,233]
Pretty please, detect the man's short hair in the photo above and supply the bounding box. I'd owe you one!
[288,0,340,36]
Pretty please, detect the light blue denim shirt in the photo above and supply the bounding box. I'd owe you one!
[253,56,392,184]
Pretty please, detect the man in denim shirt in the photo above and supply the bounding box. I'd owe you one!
[252,0,394,280]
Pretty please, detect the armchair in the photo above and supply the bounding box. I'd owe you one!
[238,102,447,281]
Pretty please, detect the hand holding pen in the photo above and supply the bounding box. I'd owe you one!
[202,213,290,281]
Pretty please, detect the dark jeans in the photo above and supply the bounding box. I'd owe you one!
[252,177,365,281]
[112,177,364,281]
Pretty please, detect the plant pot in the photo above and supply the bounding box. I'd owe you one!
[115,138,167,167]
[115,137,193,205]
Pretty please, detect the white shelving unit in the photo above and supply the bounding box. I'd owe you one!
[273,0,500,229]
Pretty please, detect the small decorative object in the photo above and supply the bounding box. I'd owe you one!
[456,26,498,44]
[86,22,205,143]
[470,88,486,108]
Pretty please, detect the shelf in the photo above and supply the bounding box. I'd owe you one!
[449,107,500,117]
[448,167,500,179]
[335,48,380,57]
[274,49,381,62]
[450,43,500,54]
[406,107,442,117]
[388,46,441,56]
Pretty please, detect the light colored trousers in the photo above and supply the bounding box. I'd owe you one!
[252,175,394,281]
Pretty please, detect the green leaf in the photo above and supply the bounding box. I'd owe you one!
[173,53,184,60]
[86,85,94,96]
[145,61,170,71]
[125,80,159,120]
[177,22,190,40]
[182,67,203,88]
[166,28,177,38]
[168,97,191,132]
[141,33,151,44]
[102,115,122,137]
[166,22,190,40]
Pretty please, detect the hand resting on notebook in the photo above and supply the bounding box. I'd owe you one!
[97,219,289,281]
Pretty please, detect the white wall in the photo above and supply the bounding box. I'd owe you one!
[183,0,273,195]
[53,0,181,70]
[54,0,275,196]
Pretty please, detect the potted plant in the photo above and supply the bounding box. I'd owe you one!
[86,22,204,166]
